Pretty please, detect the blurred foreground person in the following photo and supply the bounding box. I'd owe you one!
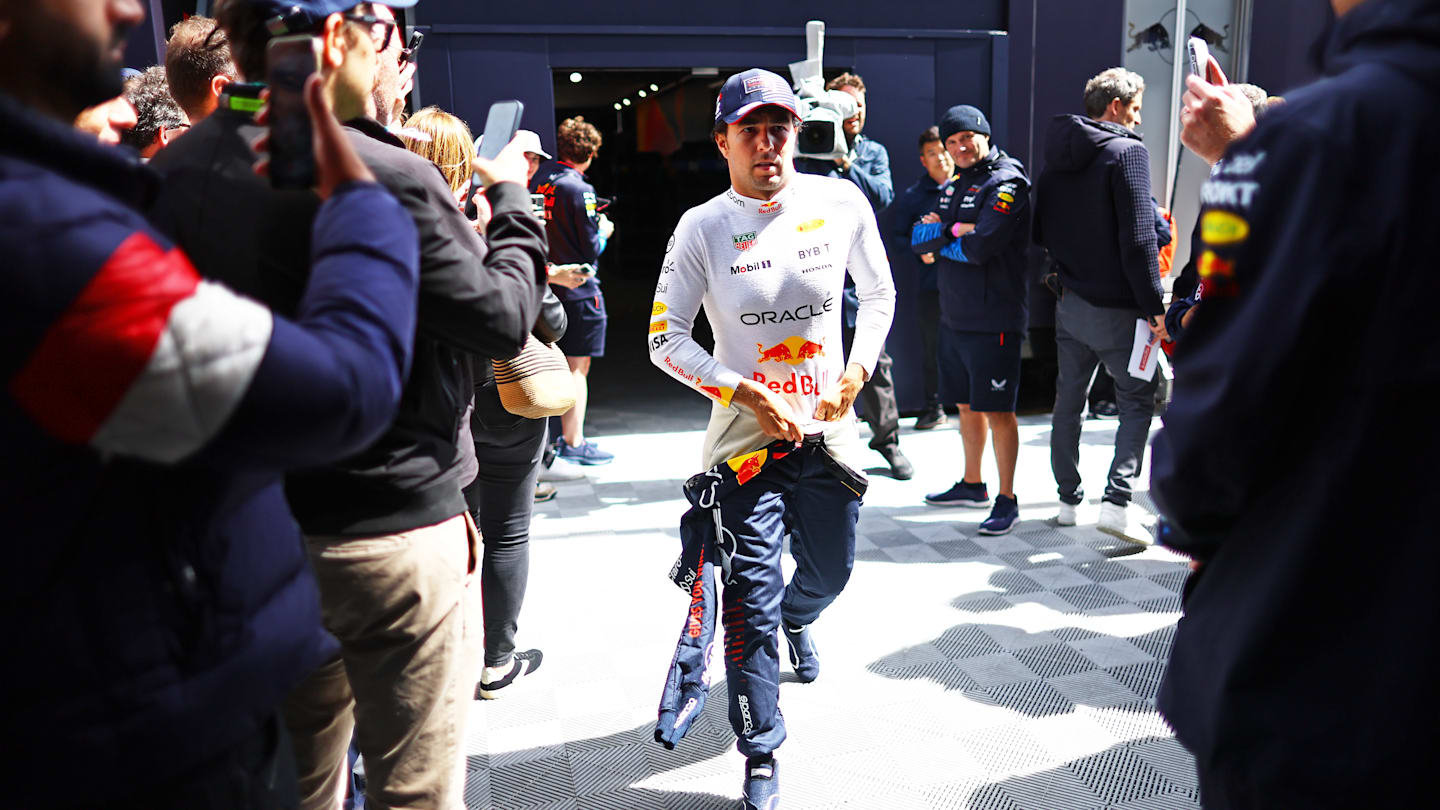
[149,2,546,807]
[74,91,137,143]
[0,0,421,806]
[1152,0,1440,806]
[165,14,238,124]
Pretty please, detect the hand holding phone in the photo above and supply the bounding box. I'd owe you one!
[1186,36,1211,79]
[252,74,374,198]
[265,35,321,189]
[464,100,526,218]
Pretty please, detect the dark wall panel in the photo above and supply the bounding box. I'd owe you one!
[1247,0,1329,95]
[416,0,1007,30]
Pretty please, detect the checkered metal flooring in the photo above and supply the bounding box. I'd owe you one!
[461,409,1198,809]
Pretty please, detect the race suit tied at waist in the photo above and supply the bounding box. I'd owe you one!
[655,434,864,750]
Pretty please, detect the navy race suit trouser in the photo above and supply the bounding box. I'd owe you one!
[656,436,865,758]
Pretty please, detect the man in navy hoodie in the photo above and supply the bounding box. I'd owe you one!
[912,105,1031,536]
[0,0,421,805]
[1153,0,1440,805]
[1034,67,1164,545]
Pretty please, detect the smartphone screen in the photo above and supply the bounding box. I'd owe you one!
[266,35,320,189]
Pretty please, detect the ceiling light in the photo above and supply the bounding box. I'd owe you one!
[613,102,622,111]
[569,72,582,83]
[622,98,631,106]
[638,90,647,98]
[649,83,659,92]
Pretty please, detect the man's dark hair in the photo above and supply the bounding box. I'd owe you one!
[165,15,235,119]
[557,116,602,163]
[826,72,866,95]
[120,65,186,150]
[214,0,371,82]
[918,125,941,152]
[1083,67,1145,119]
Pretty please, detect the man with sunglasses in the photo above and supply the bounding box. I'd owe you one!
[149,2,548,808]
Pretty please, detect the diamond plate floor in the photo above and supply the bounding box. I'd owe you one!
[463,404,1198,810]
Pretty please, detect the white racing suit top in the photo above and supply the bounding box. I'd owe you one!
[648,172,897,470]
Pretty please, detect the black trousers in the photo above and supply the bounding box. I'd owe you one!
[842,320,900,451]
[917,293,941,407]
[463,416,548,667]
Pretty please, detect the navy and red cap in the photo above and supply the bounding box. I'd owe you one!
[714,68,802,126]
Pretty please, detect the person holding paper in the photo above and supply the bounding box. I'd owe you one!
[1033,67,1166,544]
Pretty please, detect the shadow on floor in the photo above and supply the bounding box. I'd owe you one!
[964,736,1200,809]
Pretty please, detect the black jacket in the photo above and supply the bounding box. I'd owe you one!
[150,110,546,535]
[910,148,1031,334]
[1151,0,1440,804]
[1034,115,1163,316]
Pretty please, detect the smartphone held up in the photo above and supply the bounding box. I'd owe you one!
[464,99,526,219]
[266,35,321,190]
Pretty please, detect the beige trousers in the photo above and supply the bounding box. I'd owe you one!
[283,512,480,810]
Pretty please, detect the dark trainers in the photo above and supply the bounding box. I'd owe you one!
[1088,400,1120,420]
[879,445,914,480]
[476,649,543,699]
[782,622,820,683]
[914,404,948,430]
[924,480,991,508]
[557,437,614,466]
[978,495,1020,535]
[742,755,780,810]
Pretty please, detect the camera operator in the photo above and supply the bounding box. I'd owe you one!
[148,2,547,808]
[795,72,912,480]
[0,0,424,804]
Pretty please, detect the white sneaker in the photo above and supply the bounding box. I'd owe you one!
[538,458,586,482]
[1097,501,1154,546]
[1056,502,1077,526]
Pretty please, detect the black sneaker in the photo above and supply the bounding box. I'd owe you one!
[742,755,780,810]
[1088,400,1120,420]
[914,404,948,430]
[475,649,543,699]
[782,622,820,683]
[879,445,914,480]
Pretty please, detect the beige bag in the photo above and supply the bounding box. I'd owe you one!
[492,335,576,419]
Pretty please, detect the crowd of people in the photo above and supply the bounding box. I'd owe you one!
[3,0,1437,808]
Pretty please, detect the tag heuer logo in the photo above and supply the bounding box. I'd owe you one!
[732,231,758,251]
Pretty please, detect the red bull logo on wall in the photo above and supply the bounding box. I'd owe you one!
[755,336,825,366]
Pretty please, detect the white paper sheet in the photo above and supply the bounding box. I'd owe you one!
[1128,319,1162,382]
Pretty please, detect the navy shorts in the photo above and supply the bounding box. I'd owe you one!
[556,291,607,358]
[938,327,1023,412]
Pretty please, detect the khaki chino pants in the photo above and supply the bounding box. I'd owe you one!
[283,512,480,810]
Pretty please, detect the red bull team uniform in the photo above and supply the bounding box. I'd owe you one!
[647,172,895,758]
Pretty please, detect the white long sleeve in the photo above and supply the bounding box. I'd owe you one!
[647,173,896,466]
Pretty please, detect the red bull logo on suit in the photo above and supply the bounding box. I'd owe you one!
[755,336,825,366]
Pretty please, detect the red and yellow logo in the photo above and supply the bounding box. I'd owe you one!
[755,337,825,365]
[796,218,825,232]
[1201,210,1249,245]
[650,321,668,334]
[1197,250,1235,279]
[695,377,735,407]
[652,301,668,317]
[758,200,782,215]
[727,448,768,485]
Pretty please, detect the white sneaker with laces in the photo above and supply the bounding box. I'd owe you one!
[1097,501,1154,546]
[538,458,586,482]
[1056,502,1077,526]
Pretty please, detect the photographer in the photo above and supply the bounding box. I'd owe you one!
[0,0,423,804]
[795,72,911,480]
[148,1,546,807]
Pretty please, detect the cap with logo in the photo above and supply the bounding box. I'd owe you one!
[514,129,551,160]
[241,0,419,37]
[714,68,802,126]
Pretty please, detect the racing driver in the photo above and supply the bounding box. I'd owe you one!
[647,67,895,809]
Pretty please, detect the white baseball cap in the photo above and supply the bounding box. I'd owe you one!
[514,129,551,160]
